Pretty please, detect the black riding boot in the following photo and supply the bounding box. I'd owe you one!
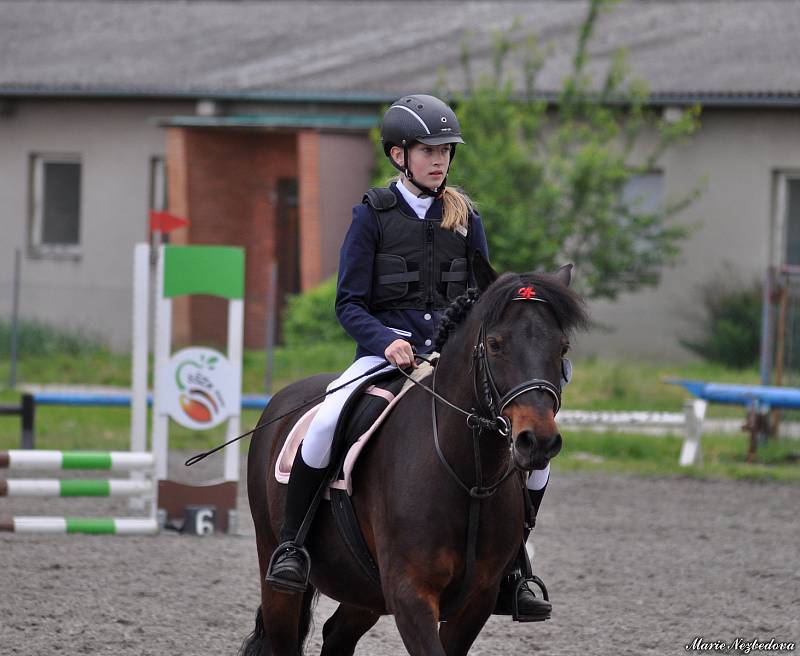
[494,485,552,622]
[265,455,328,593]
[495,564,552,622]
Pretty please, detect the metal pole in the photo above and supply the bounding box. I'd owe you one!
[264,260,278,394]
[9,248,21,389]
[774,281,788,388]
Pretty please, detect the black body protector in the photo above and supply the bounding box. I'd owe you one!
[364,187,469,313]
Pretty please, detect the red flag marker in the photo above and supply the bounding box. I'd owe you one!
[149,210,189,234]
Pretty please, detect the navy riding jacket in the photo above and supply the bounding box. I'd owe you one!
[336,182,490,360]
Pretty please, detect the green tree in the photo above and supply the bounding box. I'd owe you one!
[281,276,349,348]
[373,0,702,300]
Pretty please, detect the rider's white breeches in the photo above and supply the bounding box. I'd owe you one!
[299,356,389,469]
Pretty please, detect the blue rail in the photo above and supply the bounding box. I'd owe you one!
[30,392,271,411]
[3,392,272,449]
[666,379,800,409]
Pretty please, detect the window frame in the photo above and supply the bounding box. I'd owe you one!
[772,170,800,268]
[28,152,83,259]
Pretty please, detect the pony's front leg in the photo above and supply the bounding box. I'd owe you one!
[438,587,498,656]
[385,579,447,656]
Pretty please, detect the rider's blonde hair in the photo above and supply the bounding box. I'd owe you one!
[440,186,473,232]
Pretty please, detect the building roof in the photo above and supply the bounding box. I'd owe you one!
[2,1,799,105]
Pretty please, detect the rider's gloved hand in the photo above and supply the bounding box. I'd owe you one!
[384,339,417,369]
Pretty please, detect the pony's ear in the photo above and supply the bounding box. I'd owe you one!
[555,263,573,287]
[472,250,498,291]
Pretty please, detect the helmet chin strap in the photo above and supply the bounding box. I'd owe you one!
[397,142,447,198]
[406,169,447,198]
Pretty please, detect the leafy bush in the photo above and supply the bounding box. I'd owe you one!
[281,276,350,348]
[680,268,761,368]
[0,318,107,357]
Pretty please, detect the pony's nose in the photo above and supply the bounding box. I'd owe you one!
[543,433,562,459]
[516,430,562,459]
[516,429,534,451]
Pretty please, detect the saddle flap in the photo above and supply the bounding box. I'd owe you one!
[330,368,408,465]
[275,404,321,484]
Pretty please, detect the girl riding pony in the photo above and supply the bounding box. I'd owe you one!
[266,94,553,622]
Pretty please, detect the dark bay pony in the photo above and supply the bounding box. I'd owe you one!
[243,257,588,656]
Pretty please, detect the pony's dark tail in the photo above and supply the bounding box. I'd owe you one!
[239,587,319,656]
[239,606,267,656]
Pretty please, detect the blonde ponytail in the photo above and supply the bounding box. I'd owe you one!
[440,186,474,232]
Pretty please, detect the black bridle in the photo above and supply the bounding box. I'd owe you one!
[471,322,562,432]
[397,302,565,501]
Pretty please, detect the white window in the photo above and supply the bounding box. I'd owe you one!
[29,154,82,256]
[621,171,664,215]
[773,172,800,266]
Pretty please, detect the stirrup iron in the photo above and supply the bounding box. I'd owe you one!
[512,574,551,623]
[265,541,311,594]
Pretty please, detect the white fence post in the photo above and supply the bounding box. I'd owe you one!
[679,399,707,466]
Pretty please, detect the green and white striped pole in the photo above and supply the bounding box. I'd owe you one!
[0,479,153,497]
[0,517,158,535]
[0,450,154,471]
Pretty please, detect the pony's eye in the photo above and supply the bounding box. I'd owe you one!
[561,343,570,357]
[487,336,503,353]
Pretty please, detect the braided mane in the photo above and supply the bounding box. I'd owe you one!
[433,287,481,351]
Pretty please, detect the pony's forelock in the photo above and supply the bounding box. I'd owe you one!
[434,270,589,351]
[480,272,589,334]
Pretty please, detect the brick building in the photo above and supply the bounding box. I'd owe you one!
[163,122,373,347]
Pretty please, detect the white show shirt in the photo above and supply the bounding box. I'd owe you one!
[396,178,434,219]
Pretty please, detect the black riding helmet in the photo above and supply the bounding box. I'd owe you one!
[381,94,465,197]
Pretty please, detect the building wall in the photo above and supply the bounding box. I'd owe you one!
[0,99,193,351]
[580,107,800,361]
[317,132,377,277]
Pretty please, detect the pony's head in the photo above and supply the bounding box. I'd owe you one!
[437,252,589,471]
